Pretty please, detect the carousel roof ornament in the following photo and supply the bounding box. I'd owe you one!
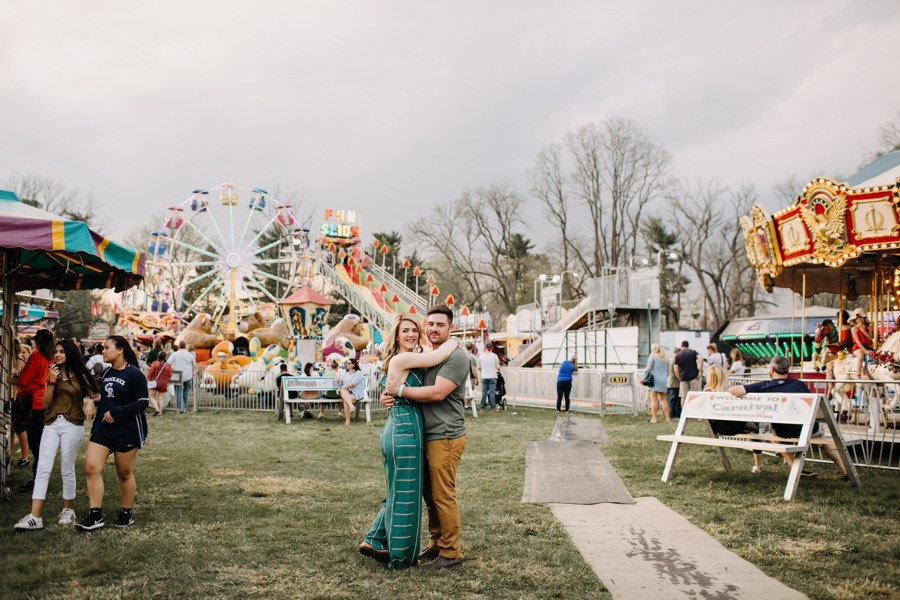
[742,152,900,298]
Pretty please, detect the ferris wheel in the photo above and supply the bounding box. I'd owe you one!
[146,183,313,334]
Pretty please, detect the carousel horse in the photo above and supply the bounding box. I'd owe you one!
[811,319,839,371]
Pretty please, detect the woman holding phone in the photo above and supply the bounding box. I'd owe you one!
[14,340,98,530]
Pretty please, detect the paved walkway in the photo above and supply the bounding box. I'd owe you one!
[528,416,808,599]
[552,499,807,599]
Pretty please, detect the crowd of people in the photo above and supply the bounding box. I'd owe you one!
[10,329,150,531]
[642,341,748,424]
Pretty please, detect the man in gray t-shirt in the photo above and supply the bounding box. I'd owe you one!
[384,306,468,569]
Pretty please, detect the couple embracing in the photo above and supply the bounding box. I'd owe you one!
[358,305,469,569]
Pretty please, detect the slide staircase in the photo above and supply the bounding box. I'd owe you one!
[317,259,427,336]
[510,293,601,367]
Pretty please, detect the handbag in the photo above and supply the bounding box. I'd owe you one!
[148,365,164,390]
[641,371,654,387]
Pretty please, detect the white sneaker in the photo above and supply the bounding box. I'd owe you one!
[751,466,762,474]
[58,508,76,525]
[13,514,43,530]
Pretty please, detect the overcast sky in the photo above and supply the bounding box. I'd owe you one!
[1,1,898,251]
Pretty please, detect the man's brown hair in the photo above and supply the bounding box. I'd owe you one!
[426,304,453,324]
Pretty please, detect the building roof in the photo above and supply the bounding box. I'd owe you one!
[846,150,900,187]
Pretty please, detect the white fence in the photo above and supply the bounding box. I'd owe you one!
[501,367,649,415]
[182,366,389,417]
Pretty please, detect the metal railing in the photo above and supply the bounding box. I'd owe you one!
[501,367,649,415]
[318,262,393,332]
[365,261,428,314]
[727,373,899,470]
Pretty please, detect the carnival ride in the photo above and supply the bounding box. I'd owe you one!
[741,149,900,434]
[146,183,307,337]
[143,193,489,402]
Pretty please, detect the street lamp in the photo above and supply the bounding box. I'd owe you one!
[657,250,679,266]
[532,274,549,335]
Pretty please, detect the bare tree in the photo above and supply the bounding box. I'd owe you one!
[669,181,773,329]
[409,183,541,315]
[3,172,103,230]
[772,173,803,205]
[529,143,572,273]
[558,119,672,275]
[865,109,900,162]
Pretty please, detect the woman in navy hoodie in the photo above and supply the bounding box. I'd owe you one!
[76,336,149,531]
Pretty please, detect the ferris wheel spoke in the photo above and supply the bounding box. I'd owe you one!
[202,205,231,253]
[229,203,235,247]
[250,266,292,286]
[237,204,258,249]
[244,272,281,304]
[250,238,284,258]
[237,274,261,310]
[252,258,298,265]
[247,215,281,250]
[181,266,220,288]
[190,273,225,310]
[166,235,220,261]
[181,217,225,256]
[165,260,220,268]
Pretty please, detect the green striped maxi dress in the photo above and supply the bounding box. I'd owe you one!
[363,370,424,569]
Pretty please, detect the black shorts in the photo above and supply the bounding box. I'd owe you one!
[11,400,32,434]
[90,426,141,454]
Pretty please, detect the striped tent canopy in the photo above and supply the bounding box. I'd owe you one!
[0,189,145,292]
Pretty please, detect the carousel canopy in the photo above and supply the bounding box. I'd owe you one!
[741,153,900,298]
[0,189,145,292]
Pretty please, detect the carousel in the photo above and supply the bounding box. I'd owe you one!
[741,150,900,436]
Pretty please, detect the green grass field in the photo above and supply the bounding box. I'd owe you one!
[1,408,897,599]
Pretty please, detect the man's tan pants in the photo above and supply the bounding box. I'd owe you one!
[423,436,467,559]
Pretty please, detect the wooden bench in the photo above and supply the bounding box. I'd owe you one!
[279,377,371,424]
[657,391,861,500]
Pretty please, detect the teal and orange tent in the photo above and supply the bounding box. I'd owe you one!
[1,188,145,498]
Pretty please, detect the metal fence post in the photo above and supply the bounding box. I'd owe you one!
[600,374,606,417]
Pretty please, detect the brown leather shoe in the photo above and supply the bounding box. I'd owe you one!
[418,547,439,562]
[358,543,390,565]
[421,556,463,569]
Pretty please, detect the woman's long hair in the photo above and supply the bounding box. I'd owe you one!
[107,335,140,367]
[57,339,97,395]
[33,329,55,361]
[704,365,728,392]
[650,342,666,362]
[380,316,423,375]
[730,348,743,364]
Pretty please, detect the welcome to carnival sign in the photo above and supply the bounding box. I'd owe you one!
[681,392,816,424]
[320,209,360,240]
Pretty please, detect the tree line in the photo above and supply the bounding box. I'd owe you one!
[405,111,900,331]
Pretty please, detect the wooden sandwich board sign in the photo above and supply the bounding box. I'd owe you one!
[657,391,860,501]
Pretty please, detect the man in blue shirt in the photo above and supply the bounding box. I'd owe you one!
[728,356,847,478]
[556,355,577,412]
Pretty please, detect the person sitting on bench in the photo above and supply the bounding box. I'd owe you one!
[704,366,761,472]
[728,356,848,479]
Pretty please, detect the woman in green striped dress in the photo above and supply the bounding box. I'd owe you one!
[359,316,458,569]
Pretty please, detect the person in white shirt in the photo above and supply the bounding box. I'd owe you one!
[166,342,196,414]
[728,348,746,375]
[478,344,501,411]
[85,344,110,378]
